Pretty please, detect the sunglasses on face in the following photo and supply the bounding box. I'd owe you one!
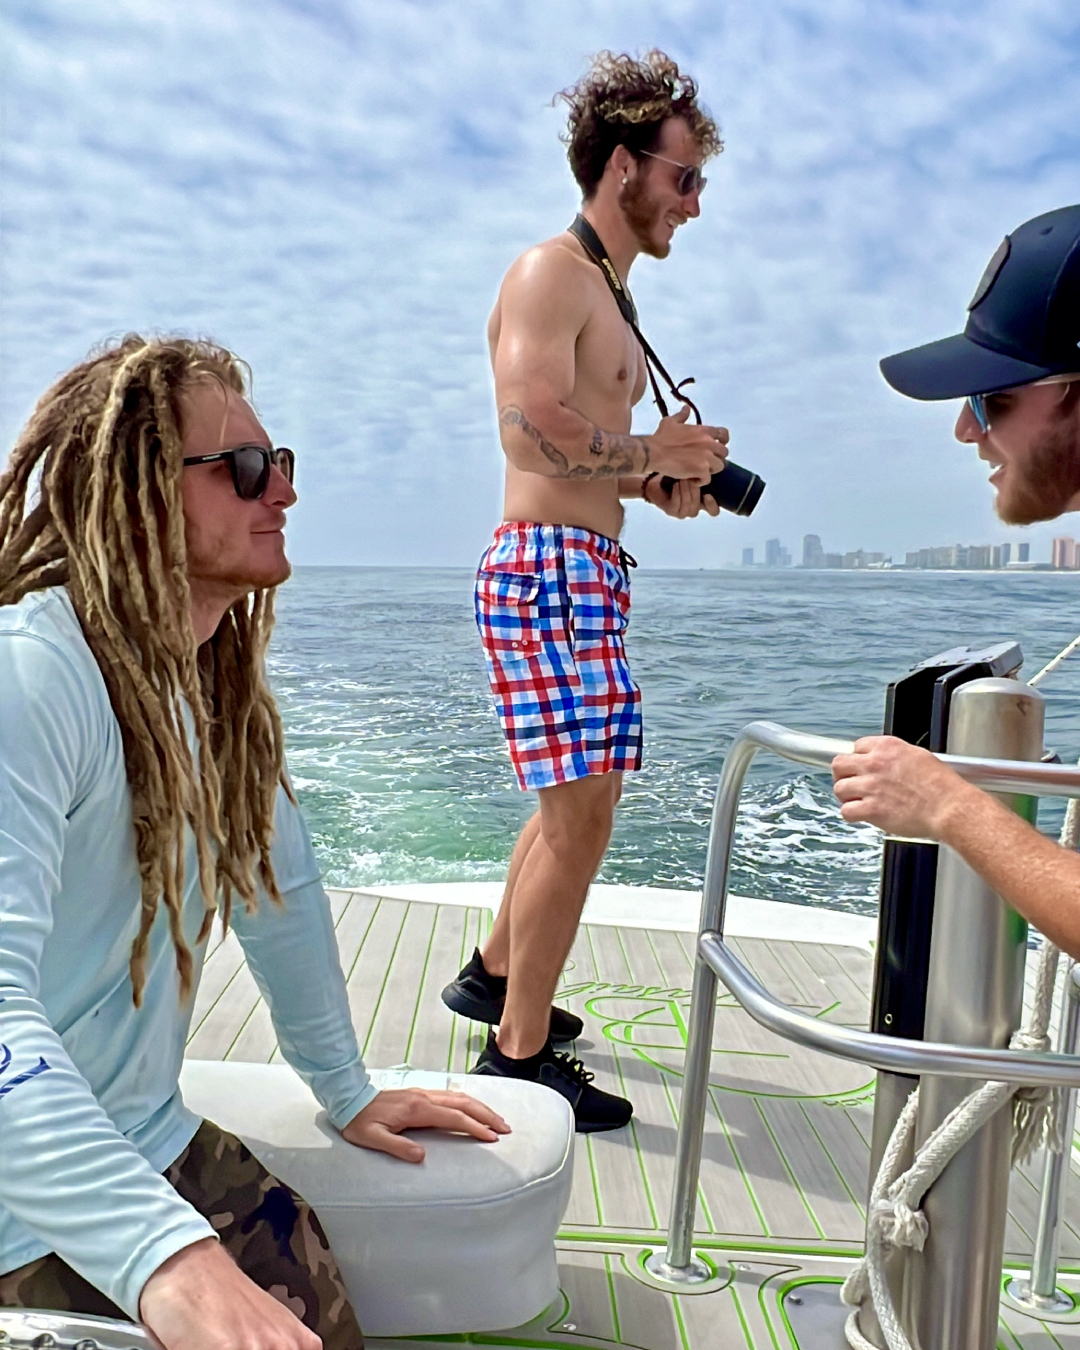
[638,150,707,197]
[966,373,1079,434]
[182,445,295,500]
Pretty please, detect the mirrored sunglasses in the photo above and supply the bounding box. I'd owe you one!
[181,445,295,500]
[966,373,1079,434]
[639,150,707,197]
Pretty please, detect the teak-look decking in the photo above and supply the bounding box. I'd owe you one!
[185,887,1080,1349]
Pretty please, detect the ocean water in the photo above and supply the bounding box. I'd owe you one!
[269,568,1080,916]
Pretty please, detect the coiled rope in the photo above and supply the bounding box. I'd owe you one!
[843,636,1080,1350]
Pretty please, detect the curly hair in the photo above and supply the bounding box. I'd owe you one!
[0,335,289,1006]
[558,50,722,197]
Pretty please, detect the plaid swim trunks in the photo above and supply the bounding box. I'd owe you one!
[476,521,643,791]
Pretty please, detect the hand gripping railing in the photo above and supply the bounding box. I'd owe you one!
[644,720,1080,1286]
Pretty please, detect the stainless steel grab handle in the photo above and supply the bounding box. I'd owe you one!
[742,719,1080,798]
[648,716,1080,1288]
[700,931,1080,1088]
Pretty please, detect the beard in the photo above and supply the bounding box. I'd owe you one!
[996,414,1080,526]
[618,175,670,259]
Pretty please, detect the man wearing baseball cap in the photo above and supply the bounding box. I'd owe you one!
[831,204,1080,954]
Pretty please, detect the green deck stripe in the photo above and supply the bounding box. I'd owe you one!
[404,902,441,1065]
[586,1133,605,1228]
[612,926,637,986]
[659,1073,715,1233]
[753,1098,826,1240]
[583,924,602,989]
[220,989,262,1061]
[608,1035,660,1231]
[797,1100,866,1219]
[770,1275,843,1349]
[729,1284,754,1350]
[186,941,243,1039]
[446,904,474,1072]
[670,1289,692,1350]
[556,1230,864,1259]
[628,1042,872,1101]
[361,900,411,1058]
[844,1101,873,1149]
[761,1096,826,1242]
[708,1087,771,1236]
[344,894,382,979]
[603,1252,622,1344]
[643,928,676,987]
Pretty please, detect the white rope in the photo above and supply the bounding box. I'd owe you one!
[843,637,1080,1348]
[1030,634,1080,688]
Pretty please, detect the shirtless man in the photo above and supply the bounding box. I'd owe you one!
[441,52,729,1131]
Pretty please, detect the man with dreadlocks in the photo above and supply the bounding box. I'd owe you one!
[440,52,727,1132]
[0,336,509,1350]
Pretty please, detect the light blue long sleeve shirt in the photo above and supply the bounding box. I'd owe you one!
[0,587,377,1317]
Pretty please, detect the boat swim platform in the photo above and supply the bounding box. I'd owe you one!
[185,884,1080,1348]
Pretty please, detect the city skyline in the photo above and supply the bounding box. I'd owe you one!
[735,533,1080,571]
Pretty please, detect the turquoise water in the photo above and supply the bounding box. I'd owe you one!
[268,568,1080,915]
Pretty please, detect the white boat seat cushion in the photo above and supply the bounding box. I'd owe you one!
[178,1061,574,1337]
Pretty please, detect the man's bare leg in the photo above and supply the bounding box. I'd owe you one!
[480,809,540,978]
[496,772,622,1059]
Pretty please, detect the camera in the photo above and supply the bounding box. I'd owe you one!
[659,461,765,517]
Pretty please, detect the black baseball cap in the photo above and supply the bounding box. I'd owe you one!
[880,204,1080,400]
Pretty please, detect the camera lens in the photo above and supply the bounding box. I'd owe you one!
[658,462,765,517]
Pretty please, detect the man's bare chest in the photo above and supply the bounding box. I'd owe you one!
[574,306,648,412]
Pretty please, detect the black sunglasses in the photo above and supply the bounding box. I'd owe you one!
[182,445,295,500]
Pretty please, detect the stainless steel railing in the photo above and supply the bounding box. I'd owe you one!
[0,1309,157,1348]
[644,720,1080,1287]
[700,930,1080,1086]
[1006,961,1080,1315]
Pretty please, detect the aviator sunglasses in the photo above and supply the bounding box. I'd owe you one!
[638,150,706,197]
[967,372,1079,434]
[182,444,295,500]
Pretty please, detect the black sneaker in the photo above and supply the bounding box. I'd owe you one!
[471,1033,633,1134]
[441,948,583,1044]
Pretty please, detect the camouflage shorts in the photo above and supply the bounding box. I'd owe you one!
[0,1119,363,1348]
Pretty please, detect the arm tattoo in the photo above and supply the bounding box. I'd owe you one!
[499,405,649,479]
[499,406,569,473]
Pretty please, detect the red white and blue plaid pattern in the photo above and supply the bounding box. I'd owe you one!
[475,522,643,791]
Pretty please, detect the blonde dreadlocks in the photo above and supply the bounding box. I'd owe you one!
[0,335,288,1006]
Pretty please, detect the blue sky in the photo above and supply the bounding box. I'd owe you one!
[2,0,1078,567]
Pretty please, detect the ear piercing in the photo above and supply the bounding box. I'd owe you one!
[622,176,628,184]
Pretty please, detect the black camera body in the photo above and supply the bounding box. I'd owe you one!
[659,461,765,518]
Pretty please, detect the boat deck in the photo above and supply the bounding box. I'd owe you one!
[185,886,1080,1348]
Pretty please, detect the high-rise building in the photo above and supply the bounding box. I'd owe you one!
[765,538,791,568]
[802,534,824,568]
[1053,537,1079,569]
[741,547,754,567]
[1019,543,1030,563]
[906,543,1017,569]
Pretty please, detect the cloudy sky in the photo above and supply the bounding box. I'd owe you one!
[2,0,1078,568]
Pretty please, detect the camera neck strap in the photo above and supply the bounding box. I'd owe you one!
[568,213,702,424]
